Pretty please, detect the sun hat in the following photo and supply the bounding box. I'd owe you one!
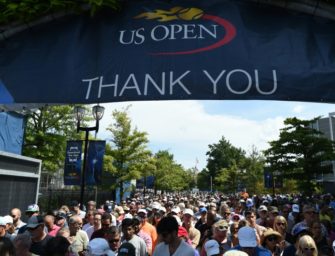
[238,226,257,247]
[262,228,282,242]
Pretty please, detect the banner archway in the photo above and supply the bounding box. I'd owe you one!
[1,0,335,108]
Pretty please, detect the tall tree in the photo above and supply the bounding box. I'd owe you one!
[206,136,246,190]
[106,107,153,199]
[264,117,335,193]
[244,146,265,194]
[153,150,191,192]
[23,105,80,173]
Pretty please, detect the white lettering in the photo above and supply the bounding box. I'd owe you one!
[119,30,136,45]
[169,25,183,40]
[134,28,145,45]
[226,69,252,94]
[183,24,197,39]
[82,77,99,99]
[144,73,165,95]
[169,71,191,95]
[255,70,277,95]
[151,25,169,41]
[203,70,226,94]
[119,74,141,96]
[98,76,119,98]
[198,25,218,39]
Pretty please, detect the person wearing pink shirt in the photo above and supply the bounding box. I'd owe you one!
[44,215,60,237]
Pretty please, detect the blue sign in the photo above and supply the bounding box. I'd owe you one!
[136,176,155,189]
[86,140,106,185]
[64,141,82,185]
[1,1,335,104]
[264,171,273,189]
[0,112,25,155]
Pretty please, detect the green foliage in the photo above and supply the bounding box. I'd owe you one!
[206,136,246,190]
[23,105,80,172]
[264,117,335,194]
[243,146,265,194]
[106,107,153,198]
[197,168,211,191]
[0,0,120,25]
[153,150,191,192]
[214,160,240,193]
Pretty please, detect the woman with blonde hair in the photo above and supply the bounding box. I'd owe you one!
[273,216,294,245]
[296,235,318,256]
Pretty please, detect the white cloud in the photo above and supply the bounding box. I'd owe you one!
[292,105,304,114]
[97,101,285,170]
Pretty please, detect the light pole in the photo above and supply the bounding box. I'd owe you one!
[74,105,105,210]
[329,112,335,181]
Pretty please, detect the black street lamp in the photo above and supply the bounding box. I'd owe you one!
[74,105,105,210]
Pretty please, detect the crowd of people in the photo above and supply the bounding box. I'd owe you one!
[0,192,335,256]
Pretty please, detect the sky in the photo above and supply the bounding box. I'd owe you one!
[95,100,335,171]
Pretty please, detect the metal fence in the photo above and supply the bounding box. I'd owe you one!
[38,188,115,213]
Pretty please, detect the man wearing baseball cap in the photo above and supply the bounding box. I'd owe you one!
[0,216,12,240]
[27,215,53,256]
[182,208,200,249]
[18,203,40,234]
[137,208,158,252]
[233,226,271,256]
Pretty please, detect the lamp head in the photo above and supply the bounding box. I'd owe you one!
[74,106,86,121]
[92,105,105,121]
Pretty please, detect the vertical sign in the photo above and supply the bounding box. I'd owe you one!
[86,140,106,185]
[264,170,273,189]
[64,141,82,185]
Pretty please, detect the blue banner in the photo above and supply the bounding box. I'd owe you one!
[136,176,155,189]
[64,141,82,185]
[0,112,25,155]
[264,171,273,189]
[1,1,335,104]
[86,140,106,185]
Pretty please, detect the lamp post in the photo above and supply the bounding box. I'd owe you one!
[74,105,105,210]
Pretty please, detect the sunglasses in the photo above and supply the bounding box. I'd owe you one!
[109,239,120,243]
[28,225,41,231]
[276,222,285,226]
[302,247,315,251]
[267,236,278,242]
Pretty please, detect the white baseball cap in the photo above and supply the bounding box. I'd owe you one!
[87,238,115,256]
[238,227,257,247]
[204,240,220,256]
[183,208,194,216]
[292,204,300,213]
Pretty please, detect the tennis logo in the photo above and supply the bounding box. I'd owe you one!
[118,7,236,55]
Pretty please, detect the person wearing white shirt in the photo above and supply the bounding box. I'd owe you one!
[153,216,194,256]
